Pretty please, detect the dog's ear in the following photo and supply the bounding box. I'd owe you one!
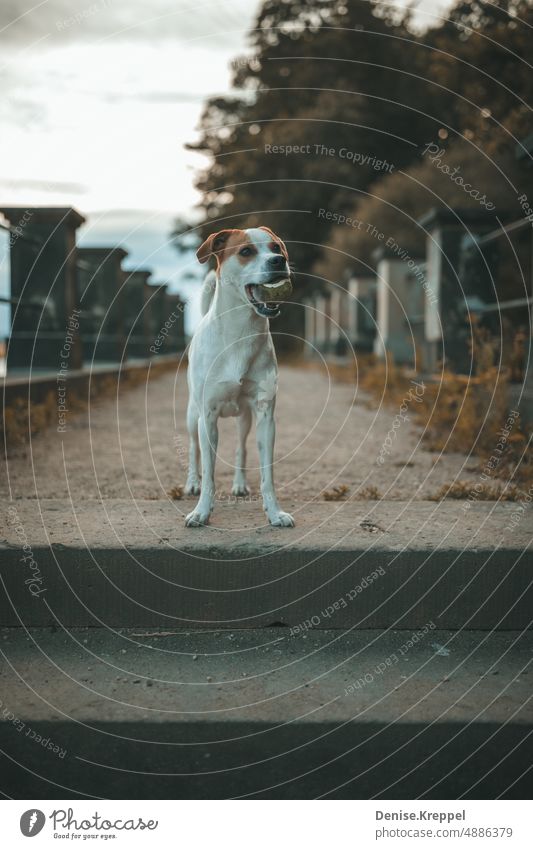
[196,230,233,264]
[259,226,288,258]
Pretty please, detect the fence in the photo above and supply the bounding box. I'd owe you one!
[303,207,532,380]
[0,206,186,374]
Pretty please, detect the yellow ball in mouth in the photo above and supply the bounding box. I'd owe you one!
[256,277,293,303]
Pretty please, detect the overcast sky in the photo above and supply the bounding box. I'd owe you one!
[0,0,452,334]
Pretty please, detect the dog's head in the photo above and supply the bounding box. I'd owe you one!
[196,226,292,318]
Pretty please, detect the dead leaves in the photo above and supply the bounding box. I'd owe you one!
[322,484,350,501]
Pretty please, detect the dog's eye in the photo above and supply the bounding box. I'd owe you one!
[239,247,252,256]
[271,244,282,253]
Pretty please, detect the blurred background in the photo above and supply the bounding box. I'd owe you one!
[0,0,261,345]
[1,0,532,460]
[1,0,487,338]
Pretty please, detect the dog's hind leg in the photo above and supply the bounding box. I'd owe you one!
[184,399,201,496]
[232,405,252,496]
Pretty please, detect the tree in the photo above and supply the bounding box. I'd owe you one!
[426,0,533,153]
[184,0,444,349]
[171,215,202,254]
[180,0,533,348]
[313,0,533,291]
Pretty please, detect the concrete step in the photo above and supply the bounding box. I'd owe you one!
[1,500,532,629]
[1,628,531,799]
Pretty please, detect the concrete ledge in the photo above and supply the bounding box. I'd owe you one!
[1,628,531,799]
[4,720,531,799]
[2,353,180,403]
[1,500,532,629]
[1,355,182,449]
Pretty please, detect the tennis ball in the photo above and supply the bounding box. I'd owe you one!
[257,278,293,302]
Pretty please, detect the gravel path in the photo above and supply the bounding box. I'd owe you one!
[2,364,477,504]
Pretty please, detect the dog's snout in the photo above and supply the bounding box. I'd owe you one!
[269,254,286,270]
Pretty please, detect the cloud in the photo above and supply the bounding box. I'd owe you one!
[0,177,86,193]
[0,0,259,343]
[0,0,254,49]
[103,90,209,104]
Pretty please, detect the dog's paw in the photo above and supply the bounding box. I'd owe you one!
[184,480,201,496]
[231,483,250,497]
[269,511,295,528]
[185,508,210,527]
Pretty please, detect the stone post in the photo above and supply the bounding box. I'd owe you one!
[373,247,425,366]
[77,247,127,363]
[329,286,349,355]
[303,298,317,354]
[347,274,376,353]
[1,206,85,372]
[314,295,330,352]
[144,283,168,355]
[123,269,152,359]
[418,208,500,373]
[162,292,186,354]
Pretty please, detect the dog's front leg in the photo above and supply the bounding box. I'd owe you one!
[232,405,252,496]
[185,411,218,527]
[256,402,294,527]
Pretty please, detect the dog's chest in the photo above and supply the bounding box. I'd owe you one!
[210,374,256,417]
[207,357,272,417]
[193,326,276,415]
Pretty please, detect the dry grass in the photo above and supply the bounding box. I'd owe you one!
[322,484,349,501]
[2,358,182,453]
[312,326,532,495]
[429,480,525,502]
[322,482,383,502]
[355,485,382,500]
[168,485,184,500]
[418,369,531,490]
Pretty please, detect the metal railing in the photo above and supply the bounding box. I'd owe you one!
[463,215,533,315]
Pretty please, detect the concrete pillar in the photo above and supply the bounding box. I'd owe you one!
[373,248,425,366]
[303,299,317,354]
[123,269,152,359]
[145,283,168,355]
[419,208,499,373]
[77,247,127,363]
[329,287,350,355]
[145,285,187,354]
[373,251,414,365]
[314,295,330,352]
[347,275,376,352]
[0,206,85,372]
[163,293,186,353]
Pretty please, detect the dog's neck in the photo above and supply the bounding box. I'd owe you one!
[210,274,269,336]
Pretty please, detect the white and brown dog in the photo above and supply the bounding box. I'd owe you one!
[184,226,295,528]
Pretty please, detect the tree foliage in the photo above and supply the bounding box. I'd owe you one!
[180,0,533,347]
